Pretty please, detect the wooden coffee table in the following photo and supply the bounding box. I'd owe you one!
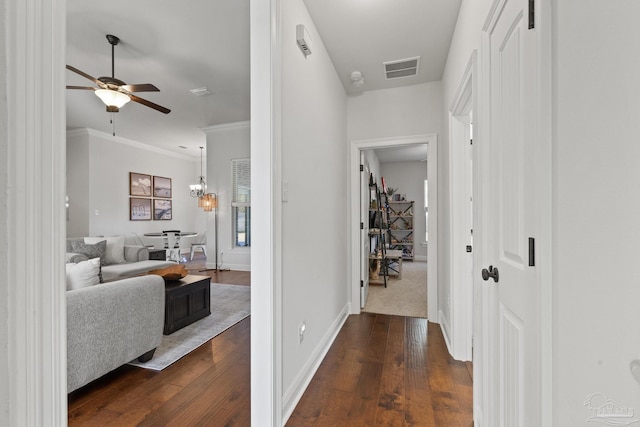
[163,274,211,335]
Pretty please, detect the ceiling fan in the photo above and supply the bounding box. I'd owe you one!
[66,34,171,114]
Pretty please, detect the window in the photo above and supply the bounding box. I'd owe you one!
[232,158,251,247]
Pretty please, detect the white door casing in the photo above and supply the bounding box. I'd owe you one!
[360,155,370,308]
[449,53,477,362]
[484,0,543,425]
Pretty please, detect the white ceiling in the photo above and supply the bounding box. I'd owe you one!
[303,0,462,96]
[373,145,428,164]
[66,0,250,157]
[66,0,460,158]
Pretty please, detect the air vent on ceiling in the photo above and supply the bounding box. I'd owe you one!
[384,57,420,80]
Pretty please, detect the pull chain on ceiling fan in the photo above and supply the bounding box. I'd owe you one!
[66,34,171,115]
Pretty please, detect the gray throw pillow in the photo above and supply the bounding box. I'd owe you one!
[71,240,107,266]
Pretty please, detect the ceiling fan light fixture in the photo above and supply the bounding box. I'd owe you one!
[95,89,131,109]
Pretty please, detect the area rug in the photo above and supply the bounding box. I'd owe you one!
[129,283,251,371]
[363,261,428,318]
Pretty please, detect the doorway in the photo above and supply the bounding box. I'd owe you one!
[360,146,428,318]
[349,134,438,318]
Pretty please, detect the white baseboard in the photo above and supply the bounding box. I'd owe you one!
[205,262,250,271]
[474,405,484,427]
[281,304,350,424]
[439,310,454,357]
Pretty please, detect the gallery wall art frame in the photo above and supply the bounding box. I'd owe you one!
[130,172,152,197]
[130,197,152,221]
[154,199,173,220]
[153,176,172,198]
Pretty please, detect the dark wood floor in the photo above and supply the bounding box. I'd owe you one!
[287,314,473,426]
[68,255,251,426]
[68,255,473,426]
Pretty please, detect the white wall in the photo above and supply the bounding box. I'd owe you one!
[280,0,349,417]
[553,0,640,423]
[380,161,428,259]
[66,129,207,246]
[0,0,9,414]
[347,82,443,142]
[204,121,251,271]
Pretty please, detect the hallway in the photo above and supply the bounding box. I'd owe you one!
[287,313,473,426]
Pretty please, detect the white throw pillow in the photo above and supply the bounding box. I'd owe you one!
[85,236,125,265]
[66,258,101,291]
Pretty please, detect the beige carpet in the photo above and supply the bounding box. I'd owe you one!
[363,261,427,318]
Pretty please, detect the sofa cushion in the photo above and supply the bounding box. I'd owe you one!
[66,258,101,290]
[71,240,107,266]
[66,252,89,263]
[85,236,126,265]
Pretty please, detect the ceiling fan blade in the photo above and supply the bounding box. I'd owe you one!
[66,86,96,91]
[130,94,171,114]
[66,65,103,87]
[121,83,160,93]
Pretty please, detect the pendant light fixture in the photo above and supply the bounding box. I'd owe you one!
[190,146,207,199]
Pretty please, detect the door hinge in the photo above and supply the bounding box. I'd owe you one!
[470,138,473,145]
[360,222,364,230]
[360,280,364,288]
[528,237,535,266]
[528,0,535,29]
[466,245,472,253]
[360,164,364,172]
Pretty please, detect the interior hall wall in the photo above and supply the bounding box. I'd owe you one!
[280,0,349,417]
[347,82,442,142]
[553,0,640,423]
[380,161,428,260]
[66,129,206,246]
[204,121,251,271]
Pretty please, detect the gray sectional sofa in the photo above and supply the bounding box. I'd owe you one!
[65,235,176,392]
[66,236,174,281]
[67,274,165,392]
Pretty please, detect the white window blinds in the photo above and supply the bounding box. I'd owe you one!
[232,158,251,206]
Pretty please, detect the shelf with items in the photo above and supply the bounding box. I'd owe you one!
[386,200,414,260]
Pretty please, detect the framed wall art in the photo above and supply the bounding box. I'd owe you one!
[153,176,172,198]
[130,172,152,197]
[154,199,172,220]
[130,197,152,221]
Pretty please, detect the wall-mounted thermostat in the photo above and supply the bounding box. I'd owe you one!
[296,24,312,57]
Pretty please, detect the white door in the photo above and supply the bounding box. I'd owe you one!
[360,154,370,308]
[485,0,540,425]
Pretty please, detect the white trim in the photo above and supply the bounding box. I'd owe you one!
[4,0,67,424]
[349,134,438,318]
[250,0,283,425]
[202,120,251,133]
[439,309,453,356]
[67,128,198,162]
[448,52,477,362]
[281,306,349,423]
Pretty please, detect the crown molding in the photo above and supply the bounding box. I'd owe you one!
[202,120,251,134]
[67,128,197,161]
